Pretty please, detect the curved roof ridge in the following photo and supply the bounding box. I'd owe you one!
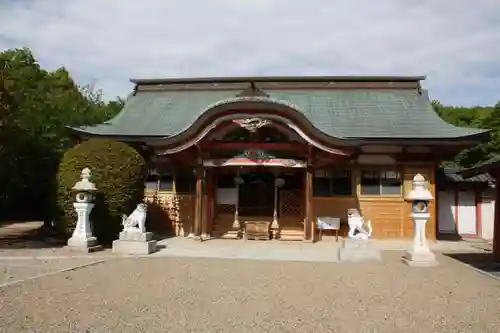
[68,87,489,143]
[416,90,489,137]
[130,75,427,85]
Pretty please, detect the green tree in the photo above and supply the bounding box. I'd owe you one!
[477,102,500,159]
[0,47,123,221]
[56,139,146,243]
[432,100,495,168]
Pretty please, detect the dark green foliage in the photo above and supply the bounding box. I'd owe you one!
[432,100,497,168]
[56,139,146,244]
[478,102,500,160]
[432,100,491,128]
[0,47,122,221]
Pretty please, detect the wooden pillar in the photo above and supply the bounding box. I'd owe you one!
[205,168,214,236]
[475,187,482,238]
[306,146,315,242]
[492,172,500,262]
[303,170,308,239]
[194,166,203,239]
[305,167,313,241]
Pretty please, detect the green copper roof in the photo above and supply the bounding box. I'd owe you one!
[461,155,500,178]
[130,75,427,85]
[73,88,488,140]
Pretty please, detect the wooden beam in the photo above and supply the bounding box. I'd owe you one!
[200,141,308,152]
[393,152,442,163]
[312,152,351,168]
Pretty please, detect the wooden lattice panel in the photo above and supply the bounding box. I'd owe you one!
[144,192,157,204]
[280,190,303,216]
[143,191,194,236]
[216,204,236,215]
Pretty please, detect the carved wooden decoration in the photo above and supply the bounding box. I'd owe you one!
[232,118,272,132]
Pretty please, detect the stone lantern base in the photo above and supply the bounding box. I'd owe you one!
[67,236,103,253]
[112,230,157,255]
[402,249,438,267]
[339,238,381,262]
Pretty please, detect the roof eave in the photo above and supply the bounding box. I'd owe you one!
[66,126,170,142]
[66,128,489,146]
[129,75,427,85]
[460,156,500,178]
[352,132,490,146]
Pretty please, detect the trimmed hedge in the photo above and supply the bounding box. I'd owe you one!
[56,138,146,244]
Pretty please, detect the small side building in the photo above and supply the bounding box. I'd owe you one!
[436,168,495,240]
[461,156,500,262]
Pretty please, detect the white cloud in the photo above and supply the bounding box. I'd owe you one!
[0,0,499,105]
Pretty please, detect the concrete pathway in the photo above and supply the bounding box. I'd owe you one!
[150,237,484,263]
[0,236,496,292]
[0,235,485,261]
[155,238,343,262]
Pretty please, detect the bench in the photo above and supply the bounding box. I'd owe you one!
[316,217,341,242]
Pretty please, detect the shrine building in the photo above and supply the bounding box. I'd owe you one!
[71,76,488,241]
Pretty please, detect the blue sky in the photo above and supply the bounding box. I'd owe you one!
[0,0,499,106]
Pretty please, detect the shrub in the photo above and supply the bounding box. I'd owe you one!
[56,138,146,244]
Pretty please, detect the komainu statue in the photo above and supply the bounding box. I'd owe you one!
[347,208,373,240]
[122,203,148,233]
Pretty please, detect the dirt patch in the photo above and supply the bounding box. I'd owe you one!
[0,221,65,249]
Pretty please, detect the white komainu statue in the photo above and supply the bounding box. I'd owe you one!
[347,208,373,240]
[122,203,148,233]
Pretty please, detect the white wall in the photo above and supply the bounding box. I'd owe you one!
[438,187,496,240]
[456,190,477,235]
[438,190,457,234]
[481,188,496,240]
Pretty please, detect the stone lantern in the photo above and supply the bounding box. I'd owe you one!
[233,175,244,230]
[402,173,438,267]
[271,177,285,239]
[67,168,102,252]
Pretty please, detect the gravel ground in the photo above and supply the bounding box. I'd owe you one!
[0,247,116,258]
[0,258,106,285]
[0,252,499,333]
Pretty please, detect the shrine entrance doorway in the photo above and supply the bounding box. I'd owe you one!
[238,170,275,217]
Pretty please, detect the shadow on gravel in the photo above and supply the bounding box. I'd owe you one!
[445,252,500,277]
[0,219,177,250]
[0,225,66,249]
[436,233,464,242]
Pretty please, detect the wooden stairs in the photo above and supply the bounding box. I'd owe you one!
[210,214,305,241]
[278,222,305,241]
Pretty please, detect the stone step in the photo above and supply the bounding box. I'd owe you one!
[279,235,304,241]
[213,220,304,227]
[210,230,304,241]
[210,227,237,232]
[210,230,241,239]
[280,226,304,231]
[280,231,304,235]
[279,232,304,241]
[210,228,303,232]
